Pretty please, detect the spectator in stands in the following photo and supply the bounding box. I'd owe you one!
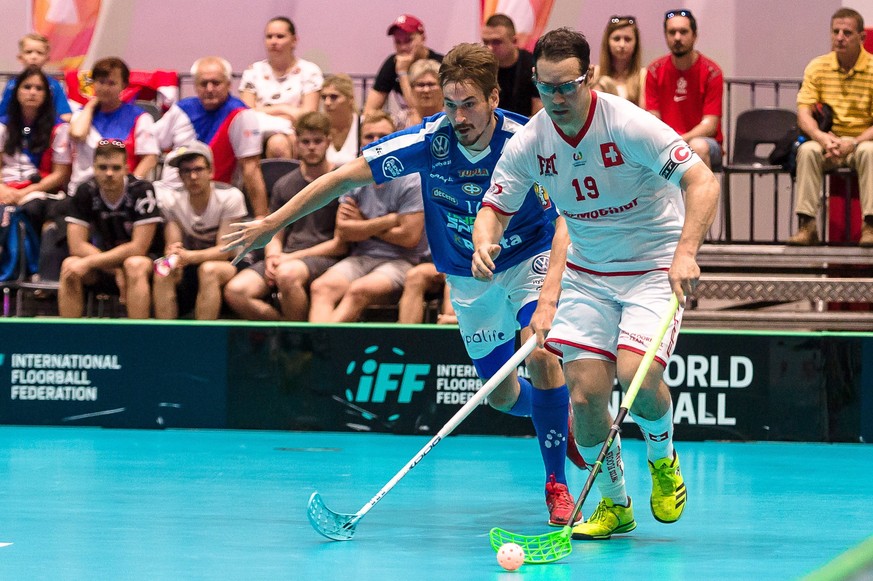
[152,141,247,319]
[788,7,873,247]
[68,57,159,195]
[363,14,444,120]
[0,33,73,122]
[397,261,457,324]
[321,74,359,166]
[308,111,427,322]
[592,74,620,96]
[646,9,724,170]
[0,67,70,233]
[398,59,443,128]
[223,112,346,321]
[58,140,162,318]
[592,15,646,106]
[240,16,323,159]
[155,56,269,218]
[481,13,542,116]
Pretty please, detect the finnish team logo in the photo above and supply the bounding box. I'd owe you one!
[431,134,450,159]
[532,255,550,275]
[382,156,404,178]
[461,183,483,196]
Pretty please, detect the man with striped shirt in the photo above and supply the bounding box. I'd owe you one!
[789,7,873,246]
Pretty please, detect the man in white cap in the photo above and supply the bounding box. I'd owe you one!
[363,14,444,117]
[152,141,248,319]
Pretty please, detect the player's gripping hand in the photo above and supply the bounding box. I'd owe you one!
[668,252,700,305]
[471,243,501,281]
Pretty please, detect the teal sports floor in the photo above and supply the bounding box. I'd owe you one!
[0,426,871,580]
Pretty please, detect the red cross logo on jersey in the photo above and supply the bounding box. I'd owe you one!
[600,142,624,167]
[537,153,558,176]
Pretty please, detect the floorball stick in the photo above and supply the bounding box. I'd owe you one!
[489,294,680,563]
[308,335,538,540]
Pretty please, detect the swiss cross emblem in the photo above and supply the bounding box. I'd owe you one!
[600,142,624,167]
[537,153,558,176]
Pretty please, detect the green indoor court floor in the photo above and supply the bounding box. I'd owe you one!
[0,426,871,580]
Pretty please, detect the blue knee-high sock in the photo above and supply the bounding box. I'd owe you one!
[506,376,533,417]
[531,384,570,485]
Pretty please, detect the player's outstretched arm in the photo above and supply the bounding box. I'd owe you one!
[471,205,511,281]
[222,156,375,264]
[671,162,720,303]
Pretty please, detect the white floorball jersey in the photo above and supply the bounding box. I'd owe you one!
[485,91,701,274]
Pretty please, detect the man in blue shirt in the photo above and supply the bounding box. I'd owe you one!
[0,34,73,122]
[224,43,583,526]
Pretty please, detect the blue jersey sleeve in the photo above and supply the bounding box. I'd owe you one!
[362,119,439,185]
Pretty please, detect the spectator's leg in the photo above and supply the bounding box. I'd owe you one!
[58,257,96,318]
[265,133,293,159]
[687,136,712,169]
[331,271,397,323]
[397,262,441,324]
[223,268,280,320]
[152,267,182,320]
[123,256,153,319]
[308,267,351,323]
[273,259,312,321]
[852,141,873,246]
[195,261,237,320]
[437,282,457,325]
[788,140,827,245]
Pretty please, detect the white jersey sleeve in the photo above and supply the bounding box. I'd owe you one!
[133,113,160,156]
[483,128,537,215]
[51,123,72,165]
[228,109,263,159]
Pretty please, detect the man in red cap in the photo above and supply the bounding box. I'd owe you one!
[363,14,444,118]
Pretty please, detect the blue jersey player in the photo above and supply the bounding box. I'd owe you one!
[223,43,583,526]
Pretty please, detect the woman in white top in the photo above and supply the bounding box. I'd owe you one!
[239,17,324,158]
[321,74,359,166]
[592,15,646,107]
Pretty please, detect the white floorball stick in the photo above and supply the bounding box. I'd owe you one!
[307,335,538,541]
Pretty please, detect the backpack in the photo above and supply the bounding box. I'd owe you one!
[0,206,40,282]
[768,103,834,175]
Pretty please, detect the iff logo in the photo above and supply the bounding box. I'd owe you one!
[344,346,431,404]
[0,354,4,365]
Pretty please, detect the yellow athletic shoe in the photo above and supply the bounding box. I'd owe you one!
[570,497,636,540]
[649,451,687,523]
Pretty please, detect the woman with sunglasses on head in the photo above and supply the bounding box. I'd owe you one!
[321,74,359,167]
[591,15,646,106]
[0,66,72,282]
[68,57,159,196]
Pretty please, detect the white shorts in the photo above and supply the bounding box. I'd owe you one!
[446,252,550,360]
[544,268,682,366]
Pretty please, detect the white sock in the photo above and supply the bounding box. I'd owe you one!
[631,404,675,463]
[579,434,627,506]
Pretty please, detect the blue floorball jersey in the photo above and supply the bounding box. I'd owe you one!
[363,109,556,276]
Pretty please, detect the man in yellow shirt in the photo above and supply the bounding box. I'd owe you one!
[789,7,873,246]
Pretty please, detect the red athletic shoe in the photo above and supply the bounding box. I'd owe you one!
[546,474,581,527]
[566,404,587,470]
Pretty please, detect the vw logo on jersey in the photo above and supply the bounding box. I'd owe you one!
[431,134,450,159]
[461,183,483,197]
[382,156,405,178]
[531,255,550,275]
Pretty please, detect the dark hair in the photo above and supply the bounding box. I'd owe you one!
[439,43,499,100]
[533,28,590,76]
[92,57,130,86]
[296,111,331,136]
[484,14,516,36]
[664,9,697,34]
[268,16,296,36]
[833,7,864,32]
[3,66,56,158]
